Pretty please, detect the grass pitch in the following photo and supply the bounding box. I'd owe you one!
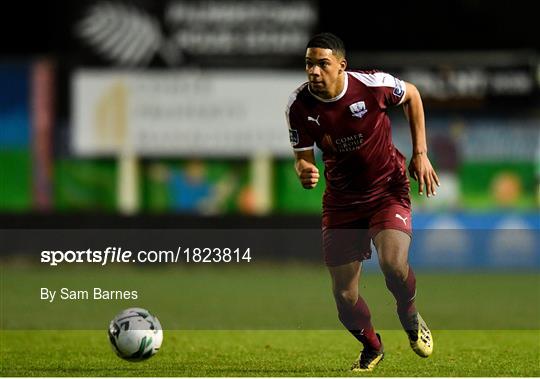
[2,263,539,330]
[1,263,539,376]
[1,329,539,376]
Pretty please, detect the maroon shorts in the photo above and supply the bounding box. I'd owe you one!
[322,199,412,267]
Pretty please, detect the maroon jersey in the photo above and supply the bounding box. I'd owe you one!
[286,70,410,211]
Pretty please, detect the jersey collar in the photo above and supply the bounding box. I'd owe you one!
[308,72,348,103]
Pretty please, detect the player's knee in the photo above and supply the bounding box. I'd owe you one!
[379,255,408,281]
[383,268,408,285]
[333,289,357,308]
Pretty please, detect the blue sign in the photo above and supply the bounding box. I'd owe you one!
[364,212,540,269]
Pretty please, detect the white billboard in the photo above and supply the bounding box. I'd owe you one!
[72,70,305,157]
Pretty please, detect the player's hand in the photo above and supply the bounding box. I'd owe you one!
[408,153,440,197]
[296,161,320,189]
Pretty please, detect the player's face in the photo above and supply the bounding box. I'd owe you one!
[305,48,346,98]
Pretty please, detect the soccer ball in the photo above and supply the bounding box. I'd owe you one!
[108,307,163,361]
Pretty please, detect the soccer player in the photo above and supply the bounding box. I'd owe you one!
[286,33,439,372]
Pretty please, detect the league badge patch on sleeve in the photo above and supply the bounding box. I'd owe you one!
[393,78,404,97]
[289,129,299,146]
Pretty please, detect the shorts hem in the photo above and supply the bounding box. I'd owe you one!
[370,226,412,240]
[324,257,367,267]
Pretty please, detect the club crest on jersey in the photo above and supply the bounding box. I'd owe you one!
[289,129,299,146]
[393,78,404,97]
[349,101,368,118]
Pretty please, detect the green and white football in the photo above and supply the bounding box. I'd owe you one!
[108,307,163,361]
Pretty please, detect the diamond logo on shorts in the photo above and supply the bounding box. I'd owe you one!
[395,213,407,225]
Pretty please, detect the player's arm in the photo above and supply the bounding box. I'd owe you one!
[294,149,319,189]
[401,82,440,197]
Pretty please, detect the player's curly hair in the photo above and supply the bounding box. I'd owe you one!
[306,33,346,58]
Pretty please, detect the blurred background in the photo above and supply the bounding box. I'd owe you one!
[0,0,538,270]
